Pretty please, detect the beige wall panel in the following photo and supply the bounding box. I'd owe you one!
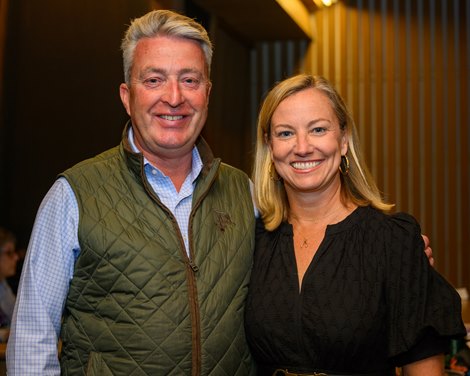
[292,0,469,288]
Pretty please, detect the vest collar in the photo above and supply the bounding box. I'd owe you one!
[119,121,220,181]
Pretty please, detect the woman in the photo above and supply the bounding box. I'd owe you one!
[245,74,465,375]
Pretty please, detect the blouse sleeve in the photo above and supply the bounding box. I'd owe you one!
[385,212,466,364]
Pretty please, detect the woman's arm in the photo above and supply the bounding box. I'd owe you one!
[402,354,445,376]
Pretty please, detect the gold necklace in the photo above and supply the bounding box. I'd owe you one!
[290,207,347,249]
[291,219,317,249]
[295,228,311,248]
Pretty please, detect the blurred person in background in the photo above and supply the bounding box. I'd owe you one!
[6,244,26,296]
[0,227,18,329]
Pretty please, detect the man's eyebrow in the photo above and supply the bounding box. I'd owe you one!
[137,67,204,78]
[138,67,166,78]
[179,68,203,74]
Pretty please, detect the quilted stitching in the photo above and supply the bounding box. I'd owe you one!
[59,147,256,375]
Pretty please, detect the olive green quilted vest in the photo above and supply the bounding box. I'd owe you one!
[58,132,256,376]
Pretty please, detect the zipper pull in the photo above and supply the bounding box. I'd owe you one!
[189,261,199,272]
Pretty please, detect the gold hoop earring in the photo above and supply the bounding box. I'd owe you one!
[339,155,350,175]
[269,162,281,181]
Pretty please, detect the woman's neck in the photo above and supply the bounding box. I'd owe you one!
[287,181,350,225]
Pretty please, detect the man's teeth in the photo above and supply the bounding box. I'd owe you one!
[160,115,183,120]
[291,161,321,170]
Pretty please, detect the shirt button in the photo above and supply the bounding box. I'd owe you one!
[152,169,157,175]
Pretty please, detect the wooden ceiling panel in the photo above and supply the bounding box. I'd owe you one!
[192,0,310,41]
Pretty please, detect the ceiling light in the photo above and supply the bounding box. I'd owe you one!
[313,0,338,7]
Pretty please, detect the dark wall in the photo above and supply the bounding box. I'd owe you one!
[0,0,255,247]
[1,0,154,244]
[202,19,252,175]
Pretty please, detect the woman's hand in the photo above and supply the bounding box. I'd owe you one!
[402,353,444,375]
[422,234,434,266]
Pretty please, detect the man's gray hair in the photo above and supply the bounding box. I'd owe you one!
[121,9,213,85]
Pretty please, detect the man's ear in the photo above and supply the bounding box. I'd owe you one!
[206,81,212,106]
[119,83,131,116]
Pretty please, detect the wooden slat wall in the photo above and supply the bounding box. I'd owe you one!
[251,0,469,289]
[0,0,9,219]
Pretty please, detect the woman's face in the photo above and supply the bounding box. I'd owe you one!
[268,88,348,195]
[0,241,18,280]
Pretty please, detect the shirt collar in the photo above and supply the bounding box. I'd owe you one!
[128,126,203,183]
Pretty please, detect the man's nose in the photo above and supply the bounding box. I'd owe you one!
[162,80,184,107]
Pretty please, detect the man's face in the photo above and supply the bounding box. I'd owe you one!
[120,36,211,163]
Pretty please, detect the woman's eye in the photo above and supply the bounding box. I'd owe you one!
[311,127,326,134]
[276,130,293,138]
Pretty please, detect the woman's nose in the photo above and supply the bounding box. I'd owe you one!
[294,134,313,155]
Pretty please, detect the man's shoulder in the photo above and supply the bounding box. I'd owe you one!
[215,163,251,190]
[218,162,249,179]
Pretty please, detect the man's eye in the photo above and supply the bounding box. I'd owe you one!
[143,77,163,87]
[182,77,200,88]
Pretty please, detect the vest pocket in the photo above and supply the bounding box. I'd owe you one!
[86,352,114,376]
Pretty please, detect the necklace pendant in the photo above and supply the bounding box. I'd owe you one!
[301,239,309,248]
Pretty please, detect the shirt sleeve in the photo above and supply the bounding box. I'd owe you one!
[6,177,80,375]
[249,179,260,218]
[385,212,466,364]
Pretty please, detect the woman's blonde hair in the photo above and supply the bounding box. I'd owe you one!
[253,74,394,231]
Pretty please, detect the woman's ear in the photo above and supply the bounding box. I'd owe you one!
[264,133,273,154]
[341,134,349,156]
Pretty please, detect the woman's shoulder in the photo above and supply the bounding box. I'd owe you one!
[254,217,291,252]
[255,217,286,237]
[356,206,421,234]
[345,207,424,258]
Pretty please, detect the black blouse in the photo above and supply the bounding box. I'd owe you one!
[245,206,465,374]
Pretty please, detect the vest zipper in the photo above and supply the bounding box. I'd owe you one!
[162,210,200,376]
[186,164,219,376]
[139,148,222,375]
[145,185,202,374]
[189,262,199,272]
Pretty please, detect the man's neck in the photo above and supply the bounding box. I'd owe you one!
[148,153,193,192]
[128,126,194,192]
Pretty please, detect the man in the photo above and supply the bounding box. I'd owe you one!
[7,10,256,375]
